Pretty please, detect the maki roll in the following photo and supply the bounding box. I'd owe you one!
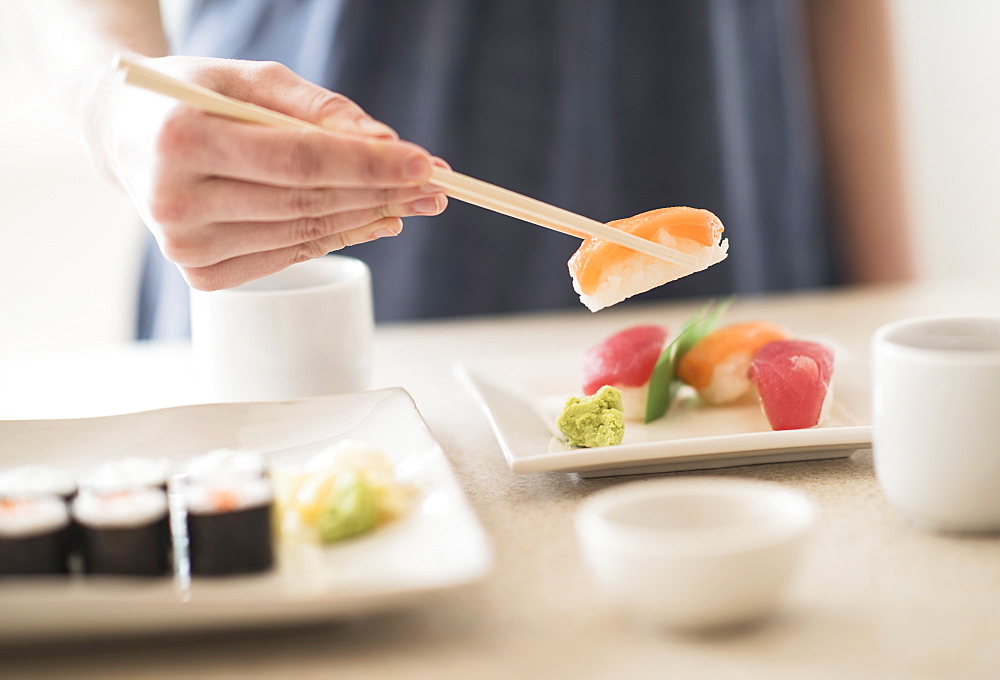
[82,457,173,492]
[72,488,171,577]
[0,465,77,501]
[0,495,71,576]
[185,478,274,575]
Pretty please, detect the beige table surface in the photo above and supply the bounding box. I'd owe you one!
[2,282,1000,679]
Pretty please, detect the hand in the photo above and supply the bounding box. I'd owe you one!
[86,55,447,290]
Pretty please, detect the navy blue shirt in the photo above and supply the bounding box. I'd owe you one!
[139,0,838,338]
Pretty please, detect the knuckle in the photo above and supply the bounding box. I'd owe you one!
[290,216,333,243]
[255,60,291,82]
[377,188,395,205]
[287,188,330,217]
[148,189,190,226]
[378,203,401,219]
[359,144,382,183]
[158,232,198,266]
[280,135,325,184]
[155,106,200,161]
[291,239,333,264]
[311,91,354,123]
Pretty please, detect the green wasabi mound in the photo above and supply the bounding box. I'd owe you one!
[557,385,626,448]
[317,471,378,543]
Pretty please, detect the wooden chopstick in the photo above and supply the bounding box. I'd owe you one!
[117,56,698,267]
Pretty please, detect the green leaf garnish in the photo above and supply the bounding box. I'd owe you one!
[644,298,734,423]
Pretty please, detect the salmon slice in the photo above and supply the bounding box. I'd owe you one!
[676,321,789,404]
[568,207,728,312]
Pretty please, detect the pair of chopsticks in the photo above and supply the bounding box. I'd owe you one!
[117,56,697,267]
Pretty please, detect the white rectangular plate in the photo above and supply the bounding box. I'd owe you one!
[0,388,491,642]
[457,350,871,477]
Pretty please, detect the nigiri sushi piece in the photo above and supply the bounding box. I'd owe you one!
[748,340,835,431]
[675,321,789,405]
[582,325,669,420]
[568,207,729,312]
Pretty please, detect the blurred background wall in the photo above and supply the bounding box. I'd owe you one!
[0,0,997,354]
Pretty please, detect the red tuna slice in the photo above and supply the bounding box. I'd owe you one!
[748,340,834,430]
[582,325,669,395]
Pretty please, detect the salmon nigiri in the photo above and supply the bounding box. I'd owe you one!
[568,207,728,312]
[676,321,789,405]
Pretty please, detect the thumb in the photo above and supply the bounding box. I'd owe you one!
[236,61,397,139]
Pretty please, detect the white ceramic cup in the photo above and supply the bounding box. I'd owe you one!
[190,256,374,402]
[872,315,1000,532]
[575,478,814,632]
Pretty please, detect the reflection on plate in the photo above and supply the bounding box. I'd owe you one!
[456,351,871,478]
[0,389,491,642]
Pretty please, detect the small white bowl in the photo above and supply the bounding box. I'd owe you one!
[576,477,814,632]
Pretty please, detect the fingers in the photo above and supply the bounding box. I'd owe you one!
[185,177,444,222]
[182,217,404,291]
[165,195,447,267]
[157,107,432,187]
[217,61,397,139]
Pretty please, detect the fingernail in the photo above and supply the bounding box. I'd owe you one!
[405,156,430,180]
[373,226,399,239]
[411,197,442,214]
[420,183,443,194]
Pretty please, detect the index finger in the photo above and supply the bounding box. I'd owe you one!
[161,107,433,188]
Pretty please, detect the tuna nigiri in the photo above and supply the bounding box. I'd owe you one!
[675,321,789,405]
[568,207,728,312]
[748,340,835,430]
[582,325,669,420]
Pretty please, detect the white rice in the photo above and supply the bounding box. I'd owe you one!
[0,465,76,499]
[72,488,168,529]
[185,478,273,515]
[574,233,729,312]
[0,496,69,538]
[698,351,756,405]
[82,456,173,492]
[184,448,265,482]
[619,385,651,422]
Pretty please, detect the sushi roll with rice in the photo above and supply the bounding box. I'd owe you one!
[72,487,171,576]
[0,465,77,501]
[82,457,173,492]
[185,478,274,575]
[568,207,729,312]
[581,325,669,420]
[676,321,790,405]
[183,448,273,575]
[0,495,71,576]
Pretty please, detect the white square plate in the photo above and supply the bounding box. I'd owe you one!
[457,350,871,477]
[0,389,491,642]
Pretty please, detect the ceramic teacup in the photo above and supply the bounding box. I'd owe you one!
[190,255,374,402]
[872,315,1000,532]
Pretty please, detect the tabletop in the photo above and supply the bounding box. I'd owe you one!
[2,281,1000,680]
